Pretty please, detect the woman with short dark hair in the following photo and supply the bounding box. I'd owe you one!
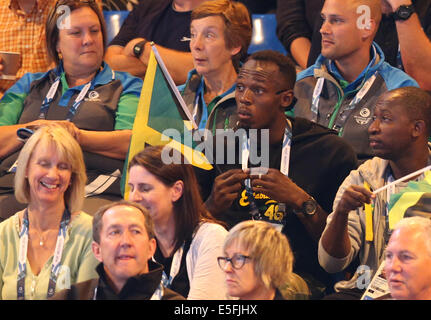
[179,0,252,134]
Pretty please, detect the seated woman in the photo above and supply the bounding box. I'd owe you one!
[179,0,252,133]
[0,0,143,219]
[127,145,228,299]
[0,125,99,299]
[218,220,310,300]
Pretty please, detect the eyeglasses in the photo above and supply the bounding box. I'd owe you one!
[217,254,252,270]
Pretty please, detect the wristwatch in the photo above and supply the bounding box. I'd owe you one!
[392,5,415,21]
[301,197,318,216]
[133,40,147,58]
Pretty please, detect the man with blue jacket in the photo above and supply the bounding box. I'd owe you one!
[293,0,418,162]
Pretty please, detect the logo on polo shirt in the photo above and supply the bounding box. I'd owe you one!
[354,107,372,125]
[85,90,101,102]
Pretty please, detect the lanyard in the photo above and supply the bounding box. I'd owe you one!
[92,279,164,300]
[159,243,184,289]
[17,207,70,299]
[311,72,377,130]
[310,64,377,133]
[192,78,209,130]
[39,76,92,121]
[241,122,292,220]
[38,66,116,122]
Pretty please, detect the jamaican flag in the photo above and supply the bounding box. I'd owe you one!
[387,170,431,229]
[122,44,212,199]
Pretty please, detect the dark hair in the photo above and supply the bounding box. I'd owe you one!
[45,0,107,66]
[246,50,297,90]
[92,200,155,244]
[128,146,223,252]
[191,0,252,70]
[380,87,431,137]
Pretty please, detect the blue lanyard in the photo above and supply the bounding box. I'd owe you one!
[38,73,96,121]
[17,208,71,299]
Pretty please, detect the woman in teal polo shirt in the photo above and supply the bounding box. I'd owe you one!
[0,0,143,219]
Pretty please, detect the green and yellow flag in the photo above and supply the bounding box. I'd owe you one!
[388,170,431,229]
[122,45,212,199]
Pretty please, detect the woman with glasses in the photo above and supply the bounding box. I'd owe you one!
[218,220,310,300]
[179,0,252,133]
[127,145,228,299]
[0,0,142,219]
[0,125,99,299]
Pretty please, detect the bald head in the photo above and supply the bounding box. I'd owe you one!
[351,0,382,25]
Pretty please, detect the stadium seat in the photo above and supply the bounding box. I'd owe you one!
[103,10,130,44]
[248,14,287,55]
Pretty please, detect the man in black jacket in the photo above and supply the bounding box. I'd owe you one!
[53,201,184,300]
[199,50,358,297]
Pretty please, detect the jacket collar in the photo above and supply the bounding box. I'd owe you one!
[314,42,385,92]
[95,260,164,300]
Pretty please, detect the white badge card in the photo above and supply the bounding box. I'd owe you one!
[361,261,391,300]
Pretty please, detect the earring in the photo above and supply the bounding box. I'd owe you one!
[58,52,63,60]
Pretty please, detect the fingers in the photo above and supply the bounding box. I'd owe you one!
[349,185,374,203]
[337,185,375,214]
[216,169,249,187]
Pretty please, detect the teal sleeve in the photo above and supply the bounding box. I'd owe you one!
[0,72,46,126]
[0,91,27,125]
[114,93,140,130]
[113,71,142,130]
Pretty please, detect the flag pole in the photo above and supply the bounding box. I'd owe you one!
[373,165,431,195]
[150,43,198,130]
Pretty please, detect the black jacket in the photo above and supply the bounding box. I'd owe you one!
[197,116,358,291]
[52,261,185,300]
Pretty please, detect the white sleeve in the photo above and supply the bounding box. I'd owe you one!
[318,169,365,273]
[185,223,229,300]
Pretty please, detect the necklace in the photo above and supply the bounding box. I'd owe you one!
[32,229,47,247]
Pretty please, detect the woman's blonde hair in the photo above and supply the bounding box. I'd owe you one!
[14,125,87,213]
[224,220,295,290]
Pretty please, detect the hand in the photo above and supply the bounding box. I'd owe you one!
[335,185,375,216]
[124,38,147,58]
[207,169,248,216]
[250,168,309,209]
[25,120,81,141]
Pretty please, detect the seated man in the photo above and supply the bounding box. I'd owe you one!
[53,201,185,300]
[200,50,358,296]
[318,86,431,299]
[277,0,431,79]
[385,216,431,300]
[293,0,418,161]
[104,0,206,84]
